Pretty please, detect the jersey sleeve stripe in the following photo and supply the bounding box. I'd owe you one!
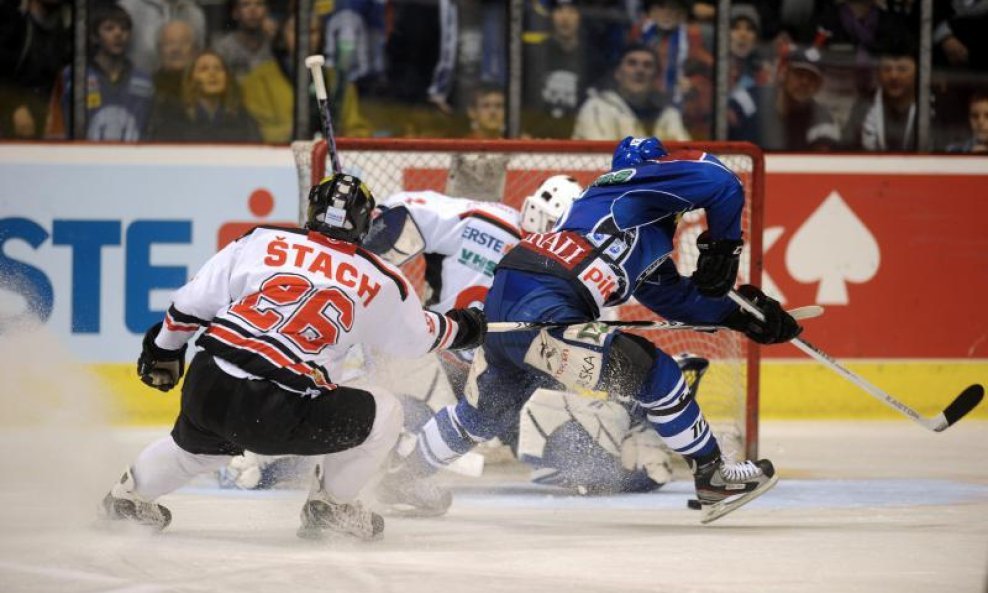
[458,210,522,238]
[427,311,447,351]
[166,305,209,329]
[355,248,410,300]
[439,314,455,349]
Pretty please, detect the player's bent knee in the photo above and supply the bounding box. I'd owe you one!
[366,388,404,452]
[601,332,656,397]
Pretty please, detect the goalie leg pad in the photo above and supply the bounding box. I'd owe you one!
[518,389,666,494]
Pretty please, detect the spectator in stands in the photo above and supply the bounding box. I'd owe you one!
[148,50,260,142]
[946,91,988,153]
[572,43,689,141]
[631,0,713,107]
[253,12,370,141]
[322,0,387,93]
[522,0,608,139]
[728,4,771,93]
[812,0,915,98]
[3,103,43,138]
[934,1,988,70]
[842,38,917,151]
[465,82,505,139]
[118,0,206,73]
[45,4,154,141]
[729,45,839,151]
[0,0,72,139]
[212,0,274,81]
[630,0,714,139]
[153,20,199,109]
[428,0,507,116]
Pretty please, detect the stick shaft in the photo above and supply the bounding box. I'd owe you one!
[304,55,341,174]
[487,305,820,334]
[727,290,943,430]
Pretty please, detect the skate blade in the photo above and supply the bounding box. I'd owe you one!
[699,473,779,525]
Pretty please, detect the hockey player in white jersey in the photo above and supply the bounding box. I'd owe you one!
[98,173,485,540]
[217,187,528,491]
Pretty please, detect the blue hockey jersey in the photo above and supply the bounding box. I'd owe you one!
[496,150,743,324]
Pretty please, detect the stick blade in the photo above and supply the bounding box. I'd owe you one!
[936,384,984,431]
[789,305,824,320]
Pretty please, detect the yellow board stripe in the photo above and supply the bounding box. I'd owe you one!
[760,360,988,419]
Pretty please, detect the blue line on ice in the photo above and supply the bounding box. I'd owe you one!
[179,478,988,510]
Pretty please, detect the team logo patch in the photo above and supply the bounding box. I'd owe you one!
[592,168,636,187]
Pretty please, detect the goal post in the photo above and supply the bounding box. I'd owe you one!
[292,138,765,460]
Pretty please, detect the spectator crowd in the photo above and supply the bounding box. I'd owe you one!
[0,0,985,152]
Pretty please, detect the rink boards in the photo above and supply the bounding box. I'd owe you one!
[1,144,986,424]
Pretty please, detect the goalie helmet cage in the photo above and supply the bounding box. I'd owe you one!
[292,138,765,460]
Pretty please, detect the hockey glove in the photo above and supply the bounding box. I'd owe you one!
[722,285,803,345]
[692,231,743,298]
[445,307,487,351]
[137,322,188,392]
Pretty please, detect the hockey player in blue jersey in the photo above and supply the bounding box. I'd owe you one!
[380,136,802,522]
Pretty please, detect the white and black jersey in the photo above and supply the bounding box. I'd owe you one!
[381,191,522,314]
[155,226,465,397]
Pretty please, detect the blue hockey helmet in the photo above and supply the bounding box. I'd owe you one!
[611,136,668,169]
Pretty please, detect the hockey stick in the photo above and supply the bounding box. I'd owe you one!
[304,55,342,175]
[728,290,983,432]
[487,305,823,334]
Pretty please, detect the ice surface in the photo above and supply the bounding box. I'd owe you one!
[1,324,985,593]
[0,422,985,593]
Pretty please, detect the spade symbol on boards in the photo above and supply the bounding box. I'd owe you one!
[785,190,880,305]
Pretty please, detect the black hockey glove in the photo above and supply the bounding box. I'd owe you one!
[445,307,487,351]
[137,322,188,392]
[722,285,803,345]
[692,231,744,298]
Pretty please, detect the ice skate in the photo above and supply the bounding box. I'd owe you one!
[297,465,384,541]
[375,464,452,518]
[692,457,778,524]
[98,468,172,531]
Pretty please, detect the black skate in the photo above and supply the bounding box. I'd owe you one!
[297,465,384,541]
[692,457,778,524]
[375,465,452,518]
[98,468,172,531]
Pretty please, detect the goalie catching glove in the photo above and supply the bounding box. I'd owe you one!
[445,307,487,350]
[137,322,188,392]
[692,231,743,298]
[722,285,802,345]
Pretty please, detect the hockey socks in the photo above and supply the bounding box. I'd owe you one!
[638,369,718,460]
[409,405,479,474]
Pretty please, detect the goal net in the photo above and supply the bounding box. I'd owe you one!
[292,138,764,460]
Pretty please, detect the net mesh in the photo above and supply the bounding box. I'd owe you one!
[292,138,764,459]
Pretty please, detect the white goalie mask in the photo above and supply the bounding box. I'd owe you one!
[520,175,583,234]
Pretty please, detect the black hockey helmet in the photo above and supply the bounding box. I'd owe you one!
[306,173,376,243]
